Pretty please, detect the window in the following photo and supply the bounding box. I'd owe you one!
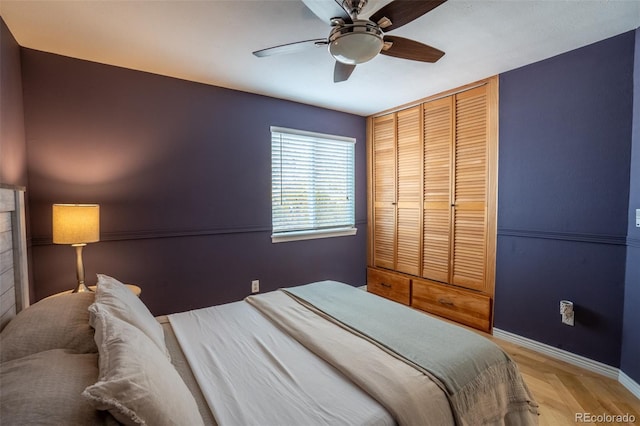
[271,126,356,243]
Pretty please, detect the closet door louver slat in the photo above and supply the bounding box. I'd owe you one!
[452,86,488,292]
[422,97,453,283]
[396,106,422,276]
[373,114,396,270]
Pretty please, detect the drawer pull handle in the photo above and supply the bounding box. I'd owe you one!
[380,282,392,288]
[438,298,454,306]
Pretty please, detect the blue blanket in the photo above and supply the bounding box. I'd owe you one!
[283,280,538,425]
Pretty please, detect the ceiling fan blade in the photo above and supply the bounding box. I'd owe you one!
[381,36,444,62]
[301,0,350,23]
[253,39,328,58]
[369,1,446,32]
[334,62,356,83]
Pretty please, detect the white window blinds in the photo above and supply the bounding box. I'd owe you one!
[271,126,356,242]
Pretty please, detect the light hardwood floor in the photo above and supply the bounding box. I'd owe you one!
[489,336,640,425]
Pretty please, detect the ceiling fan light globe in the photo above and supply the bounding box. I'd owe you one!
[329,21,383,65]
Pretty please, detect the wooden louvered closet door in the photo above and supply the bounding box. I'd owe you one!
[395,106,422,276]
[372,113,396,270]
[422,97,453,283]
[451,85,489,292]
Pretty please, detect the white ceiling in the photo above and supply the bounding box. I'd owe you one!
[1,0,639,116]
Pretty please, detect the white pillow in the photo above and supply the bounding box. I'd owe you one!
[92,274,169,359]
[83,304,204,426]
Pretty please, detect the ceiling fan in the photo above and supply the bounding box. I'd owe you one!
[253,0,447,83]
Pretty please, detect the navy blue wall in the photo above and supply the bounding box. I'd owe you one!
[20,49,367,316]
[621,28,640,383]
[496,32,635,367]
[0,17,27,188]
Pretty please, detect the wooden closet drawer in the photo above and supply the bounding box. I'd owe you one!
[412,278,491,332]
[367,268,410,306]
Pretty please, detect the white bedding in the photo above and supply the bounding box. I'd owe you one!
[168,300,395,426]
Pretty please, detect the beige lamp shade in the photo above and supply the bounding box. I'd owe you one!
[52,204,100,244]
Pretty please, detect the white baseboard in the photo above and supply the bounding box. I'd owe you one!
[493,328,640,400]
[619,370,640,399]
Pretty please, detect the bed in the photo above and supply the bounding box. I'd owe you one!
[0,190,538,426]
[1,277,539,425]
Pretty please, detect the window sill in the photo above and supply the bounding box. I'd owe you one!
[271,227,357,243]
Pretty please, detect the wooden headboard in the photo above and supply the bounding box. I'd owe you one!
[0,185,29,330]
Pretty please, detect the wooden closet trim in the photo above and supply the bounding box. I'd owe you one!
[448,93,457,286]
[485,77,499,300]
[367,116,374,266]
[370,76,497,118]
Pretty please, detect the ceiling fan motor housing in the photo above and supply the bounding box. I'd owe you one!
[341,0,368,18]
[329,20,384,65]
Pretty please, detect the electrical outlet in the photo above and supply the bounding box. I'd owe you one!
[560,300,574,326]
[251,280,259,293]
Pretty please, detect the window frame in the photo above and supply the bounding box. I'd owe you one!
[270,126,357,243]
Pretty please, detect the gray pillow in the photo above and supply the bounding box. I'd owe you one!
[0,349,118,426]
[0,292,97,362]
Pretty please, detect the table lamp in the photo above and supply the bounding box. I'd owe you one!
[52,204,100,293]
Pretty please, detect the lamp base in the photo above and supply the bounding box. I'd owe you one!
[71,243,93,293]
[72,282,94,293]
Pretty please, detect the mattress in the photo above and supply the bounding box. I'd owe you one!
[164,301,399,426]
